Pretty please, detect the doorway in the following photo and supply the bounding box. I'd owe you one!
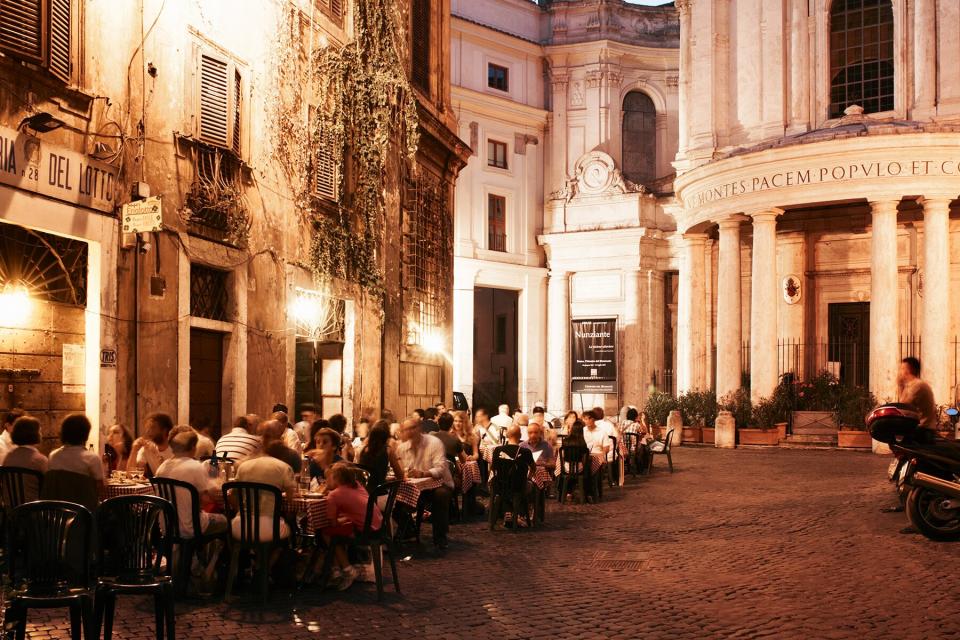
[189,328,224,438]
[472,287,518,415]
[827,302,870,388]
[295,339,344,420]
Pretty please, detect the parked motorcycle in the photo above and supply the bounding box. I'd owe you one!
[868,403,960,541]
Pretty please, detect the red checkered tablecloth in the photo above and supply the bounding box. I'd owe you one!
[554,453,605,477]
[461,460,482,494]
[531,466,554,490]
[101,482,153,500]
[398,477,443,508]
[283,495,331,533]
[480,443,496,464]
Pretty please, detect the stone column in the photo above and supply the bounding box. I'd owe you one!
[716,217,744,399]
[914,0,937,115]
[451,266,476,405]
[921,196,953,402]
[549,73,569,196]
[869,200,901,403]
[677,234,707,393]
[546,270,570,415]
[622,268,646,405]
[646,269,666,394]
[749,211,780,402]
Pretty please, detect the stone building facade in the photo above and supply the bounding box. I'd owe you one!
[451,0,680,416]
[0,0,467,448]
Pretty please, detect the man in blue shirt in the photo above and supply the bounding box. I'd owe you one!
[520,422,555,473]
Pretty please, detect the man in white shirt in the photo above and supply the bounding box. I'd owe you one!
[593,407,620,461]
[0,409,24,464]
[129,413,175,477]
[515,413,530,441]
[582,409,612,459]
[293,403,318,445]
[156,429,227,538]
[215,415,263,463]
[396,418,453,550]
[490,404,513,430]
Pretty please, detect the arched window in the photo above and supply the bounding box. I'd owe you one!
[829,0,894,118]
[621,91,657,187]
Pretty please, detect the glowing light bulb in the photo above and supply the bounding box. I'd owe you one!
[422,332,444,354]
[0,283,32,326]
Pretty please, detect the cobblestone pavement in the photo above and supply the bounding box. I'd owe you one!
[19,447,960,639]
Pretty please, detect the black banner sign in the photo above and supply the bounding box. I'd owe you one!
[571,318,617,394]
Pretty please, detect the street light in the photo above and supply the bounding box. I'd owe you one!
[0,282,32,326]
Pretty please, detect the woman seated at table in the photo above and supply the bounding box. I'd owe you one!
[356,420,404,490]
[101,423,133,474]
[452,411,477,461]
[318,462,382,590]
[48,413,104,490]
[307,427,343,483]
[2,415,48,473]
[562,411,579,435]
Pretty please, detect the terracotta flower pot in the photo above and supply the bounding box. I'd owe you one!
[775,422,787,442]
[702,427,715,444]
[837,429,873,448]
[738,428,780,446]
[681,426,702,443]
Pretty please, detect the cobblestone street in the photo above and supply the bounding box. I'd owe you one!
[22,447,960,639]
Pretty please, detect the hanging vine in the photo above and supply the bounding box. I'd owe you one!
[269,0,419,300]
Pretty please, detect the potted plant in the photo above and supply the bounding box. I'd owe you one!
[791,371,841,433]
[836,386,877,448]
[679,390,718,444]
[643,391,678,438]
[738,396,782,446]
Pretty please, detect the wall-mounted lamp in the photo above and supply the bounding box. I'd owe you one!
[0,282,32,326]
[18,112,66,134]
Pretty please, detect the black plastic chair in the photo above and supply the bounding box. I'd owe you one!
[557,445,591,504]
[150,476,227,597]
[0,466,44,508]
[41,470,99,514]
[488,445,533,530]
[318,480,402,600]
[649,429,675,473]
[621,432,641,477]
[4,500,95,640]
[221,481,287,603]
[607,435,621,487]
[95,496,176,640]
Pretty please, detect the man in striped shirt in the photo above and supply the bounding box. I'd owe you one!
[215,415,262,463]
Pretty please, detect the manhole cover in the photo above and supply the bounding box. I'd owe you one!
[589,550,650,571]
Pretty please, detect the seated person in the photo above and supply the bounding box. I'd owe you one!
[433,412,464,460]
[319,462,382,590]
[328,414,355,462]
[231,447,297,542]
[215,415,262,463]
[356,420,405,491]
[396,418,453,550]
[582,409,612,460]
[514,414,530,441]
[520,422,555,472]
[156,428,228,537]
[128,412,175,477]
[3,415,48,473]
[48,413,104,490]
[307,427,343,482]
[491,426,535,523]
[495,426,535,475]
[259,419,302,474]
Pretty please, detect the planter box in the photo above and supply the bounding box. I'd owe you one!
[838,430,872,448]
[702,427,716,445]
[738,428,780,446]
[775,422,787,442]
[792,411,838,435]
[682,426,702,443]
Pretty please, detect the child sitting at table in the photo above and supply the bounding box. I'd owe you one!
[320,462,381,591]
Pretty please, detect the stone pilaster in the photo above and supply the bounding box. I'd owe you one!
[749,210,780,402]
[921,196,953,402]
[869,200,901,403]
[677,234,708,393]
[546,270,570,414]
[716,217,744,399]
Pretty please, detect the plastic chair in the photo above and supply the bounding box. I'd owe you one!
[0,466,44,508]
[318,480,402,600]
[150,476,227,597]
[621,432,641,477]
[488,445,533,530]
[650,429,675,473]
[557,445,590,504]
[221,481,286,603]
[95,496,175,640]
[607,435,621,487]
[41,470,99,514]
[4,500,95,640]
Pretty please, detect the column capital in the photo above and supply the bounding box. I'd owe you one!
[917,194,956,210]
[681,232,709,245]
[747,209,783,223]
[868,199,902,216]
[717,214,749,230]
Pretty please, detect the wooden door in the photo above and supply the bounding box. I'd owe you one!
[189,329,224,438]
[827,302,870,388]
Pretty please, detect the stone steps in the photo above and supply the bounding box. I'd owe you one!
[781,433,839,448]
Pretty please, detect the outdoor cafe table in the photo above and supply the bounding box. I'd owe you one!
[101,481,153,500]
[553,452,605,477]
[461,460,482,494]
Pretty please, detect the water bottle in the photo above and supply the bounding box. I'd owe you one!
[209,450,219,478]
[299,455,311,492]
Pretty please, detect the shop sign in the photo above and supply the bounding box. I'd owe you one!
[0,125,118,213]
[122,197,163,233]
[100,349,117,367]
[571,318,617,394]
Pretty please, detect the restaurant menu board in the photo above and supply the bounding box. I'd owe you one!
[571,318,617,394]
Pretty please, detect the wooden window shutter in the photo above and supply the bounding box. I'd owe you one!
[0,0,44,64]
[231,68,242,155]
[410,0,429,92]
[329,0,343,24]
[199,53,230,148]
[47,0,69,81]
[310,106,337,201]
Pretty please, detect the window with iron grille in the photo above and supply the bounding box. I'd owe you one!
[313,0,343,27]
[0,223,87,307]
[487,194,506,252]
[622,91,657,186]
[411,0,430,92]
[0,0,73,83]
[487,139,507,170]
[308,104,338,201]
[829,0,894,118]
[402,170,451,348]
[487,63,508,92]
[185,147,246,244]
[199,50,243,156]
[190,264,230,321]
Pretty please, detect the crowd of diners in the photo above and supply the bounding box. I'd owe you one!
[0,401,664,593]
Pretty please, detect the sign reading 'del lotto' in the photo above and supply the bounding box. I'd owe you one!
[0,125,118,213]
[571,318,618,394]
